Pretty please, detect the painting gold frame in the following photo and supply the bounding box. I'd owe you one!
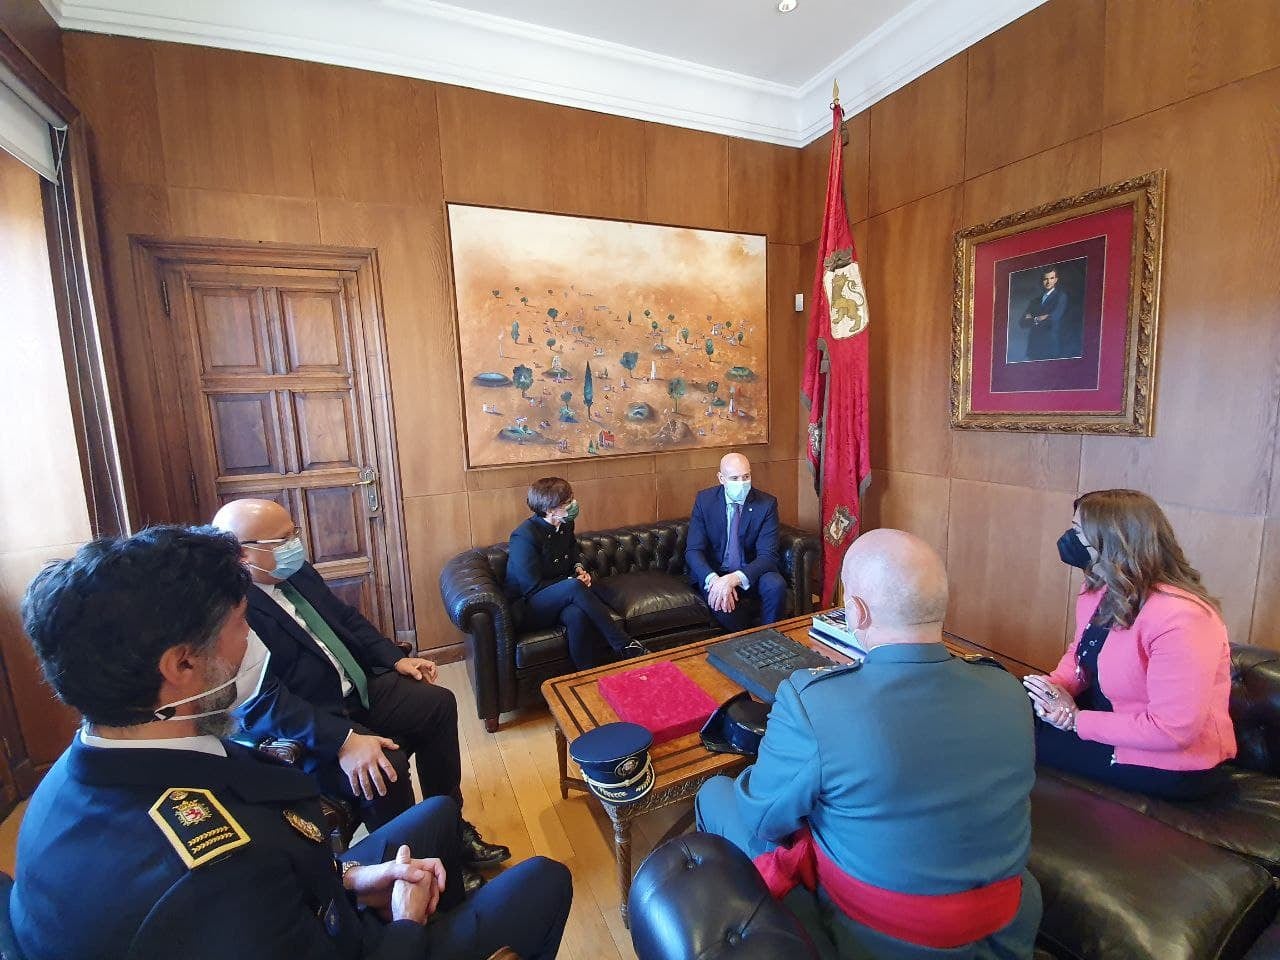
[951,170,1165,434]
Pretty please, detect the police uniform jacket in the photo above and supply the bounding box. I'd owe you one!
[11,736,427,960]
[734,643,1036,904]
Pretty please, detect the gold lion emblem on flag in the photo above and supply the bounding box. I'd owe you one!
[823,248,869,340]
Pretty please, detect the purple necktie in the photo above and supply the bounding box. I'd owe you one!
[724,502,743,573]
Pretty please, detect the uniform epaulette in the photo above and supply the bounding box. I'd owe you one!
[149,788,250,868]
[792,661,862,691]
[959,653,1009,672]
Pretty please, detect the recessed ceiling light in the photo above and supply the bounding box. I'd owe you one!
[778,0,797,11]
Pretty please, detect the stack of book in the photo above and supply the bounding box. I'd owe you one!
[808,610,866,662]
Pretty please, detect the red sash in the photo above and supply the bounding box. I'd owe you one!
[753,827,1022,949]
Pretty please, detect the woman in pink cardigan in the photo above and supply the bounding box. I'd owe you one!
[1022,489,1235,799]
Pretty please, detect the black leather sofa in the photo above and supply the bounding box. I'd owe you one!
[440,517,820,731]
[627,645,1280,960]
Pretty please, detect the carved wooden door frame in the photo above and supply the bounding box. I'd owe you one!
[129,237,416,647]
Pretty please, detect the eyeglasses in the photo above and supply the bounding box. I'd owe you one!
[241,526,302,547]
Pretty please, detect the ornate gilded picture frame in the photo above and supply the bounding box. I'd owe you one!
[951,171,1165,434]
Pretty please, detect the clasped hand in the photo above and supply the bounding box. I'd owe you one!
[1022,674,1078,731]
[707,573,742,613]
[344,844,446,924]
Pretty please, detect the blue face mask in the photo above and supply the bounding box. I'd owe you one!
[723,480,751,503]
[268,537,306,580]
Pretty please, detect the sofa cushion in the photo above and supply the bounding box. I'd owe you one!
[596,571,712,637]
[1031,773,1277,960]
[514,625,570,670]
[1047,766,1280,876]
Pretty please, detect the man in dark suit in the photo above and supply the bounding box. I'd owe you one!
[11,525,571,960]
[1018,267,1069,360]
[685,452,787,632]
[213,499,508,883]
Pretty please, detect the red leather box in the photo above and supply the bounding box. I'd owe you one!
[598,660,719,745]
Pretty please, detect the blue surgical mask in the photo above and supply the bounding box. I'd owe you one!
[723,480,751,504]
[268,537,306,580]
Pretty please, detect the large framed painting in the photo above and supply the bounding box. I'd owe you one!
[951,171,1165,434]
[447,204,769,467]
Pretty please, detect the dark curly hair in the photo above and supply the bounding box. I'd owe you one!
[21,525,250,727]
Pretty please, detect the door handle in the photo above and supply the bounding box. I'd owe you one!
[353,466,381,514]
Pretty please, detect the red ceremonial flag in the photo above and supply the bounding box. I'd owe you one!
[801,95,872,605]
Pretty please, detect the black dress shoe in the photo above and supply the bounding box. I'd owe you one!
[461,820,511,868]
[462,866,487,896]
[620,639,649,659]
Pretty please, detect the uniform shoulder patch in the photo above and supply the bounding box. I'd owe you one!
[793,661,862,691]
[149,788,250,869]
[959,653,1008,672]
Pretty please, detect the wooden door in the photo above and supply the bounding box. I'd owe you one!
[133,240,415,646]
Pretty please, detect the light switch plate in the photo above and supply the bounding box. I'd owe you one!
[794,293,804,312]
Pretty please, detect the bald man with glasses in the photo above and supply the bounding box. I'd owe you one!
[213,499,508,892]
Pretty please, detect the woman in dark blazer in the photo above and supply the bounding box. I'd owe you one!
[504,477,643,669]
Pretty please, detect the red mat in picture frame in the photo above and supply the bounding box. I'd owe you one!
[951,171,1165,435]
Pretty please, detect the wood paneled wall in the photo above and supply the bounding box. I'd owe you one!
[0,0,64,85]
[62,34,812,658]
[0,149,87,775]
[799,0,1280,668]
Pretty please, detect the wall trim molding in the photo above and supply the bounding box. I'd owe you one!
[46,0,1045,146]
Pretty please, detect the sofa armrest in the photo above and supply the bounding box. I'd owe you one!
[440,550,517,725]
[777,524,820,615]
[629,833,818,960]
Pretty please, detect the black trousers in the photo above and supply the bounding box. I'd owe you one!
[342,797,572,960]
[1035,719,1227,800]
[316,671,463,830]
[522,578,630,669]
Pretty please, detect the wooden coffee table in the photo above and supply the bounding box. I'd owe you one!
[541,613,855,925]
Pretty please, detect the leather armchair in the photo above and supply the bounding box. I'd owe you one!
[628,833,818,960]
[628,835,1061,960]
[441,518,819,731]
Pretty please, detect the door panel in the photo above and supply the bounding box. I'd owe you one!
[145,248,413,642]
[326,575,371,618]
[280,289,349,373]
[208,391,285,476]
[293,391,357,470]
[192,285,273,375]
[303,485,366,564]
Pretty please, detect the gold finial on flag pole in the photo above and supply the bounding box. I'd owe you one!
[832,79,840,105]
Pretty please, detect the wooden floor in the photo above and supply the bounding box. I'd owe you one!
[0,661,687,959]
[444,660,685,960]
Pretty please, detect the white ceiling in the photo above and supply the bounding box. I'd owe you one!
[432,0,909,86]
[44,0,1048,146]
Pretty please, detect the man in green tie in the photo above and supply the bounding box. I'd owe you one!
[213,499,509,891]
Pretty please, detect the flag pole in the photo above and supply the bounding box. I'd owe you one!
[815,335,832,598]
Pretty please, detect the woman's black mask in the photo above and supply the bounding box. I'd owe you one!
[1057,528,1093,569]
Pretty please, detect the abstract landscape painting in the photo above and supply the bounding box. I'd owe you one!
[448,205,769,467]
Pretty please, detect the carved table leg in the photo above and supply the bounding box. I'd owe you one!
[609,805,634,928]
[555,727,568,800]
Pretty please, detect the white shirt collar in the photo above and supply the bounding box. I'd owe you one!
[79,726,227,757]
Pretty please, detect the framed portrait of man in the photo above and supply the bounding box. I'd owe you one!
[951,171,1165,434]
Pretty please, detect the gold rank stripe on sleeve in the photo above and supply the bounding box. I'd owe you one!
[148,787,251,869]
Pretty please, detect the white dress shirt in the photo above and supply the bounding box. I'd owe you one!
[80,726,227,756]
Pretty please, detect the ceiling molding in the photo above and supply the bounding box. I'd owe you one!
[46,0,1046,147]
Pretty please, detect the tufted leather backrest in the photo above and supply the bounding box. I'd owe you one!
[1229,645,1280,775]
[629,834,818,960]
